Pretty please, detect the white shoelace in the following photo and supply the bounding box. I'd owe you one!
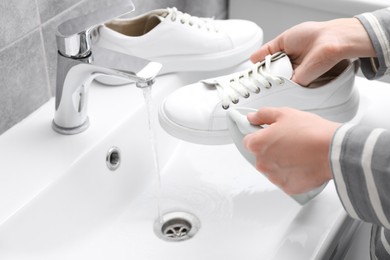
[167,7,219,32]
[216,54,285,109]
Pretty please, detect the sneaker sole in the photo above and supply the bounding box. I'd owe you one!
[95,29,263,85]
[158,87,360,145]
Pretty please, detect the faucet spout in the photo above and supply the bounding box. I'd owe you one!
[52,0,161,135]
[52,46,162,135]
[52,0,162,135]
[92,46,162,86]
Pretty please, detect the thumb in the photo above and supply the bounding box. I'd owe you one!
[247,107,281,125]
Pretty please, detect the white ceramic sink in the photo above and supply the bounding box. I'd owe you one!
[2,69,385,259]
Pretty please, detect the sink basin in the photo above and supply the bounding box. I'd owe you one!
[2,68,382,259]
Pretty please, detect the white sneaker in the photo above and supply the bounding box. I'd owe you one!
[96,7,263,77]
[158,52,360,145]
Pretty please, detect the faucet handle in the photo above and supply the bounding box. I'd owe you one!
[56,0,134,58]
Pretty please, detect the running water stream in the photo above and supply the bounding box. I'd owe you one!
[142,86,163,223]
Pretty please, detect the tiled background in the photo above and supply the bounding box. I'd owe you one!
[0,0,228,135]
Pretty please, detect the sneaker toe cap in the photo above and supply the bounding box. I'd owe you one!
[161,83,221,131]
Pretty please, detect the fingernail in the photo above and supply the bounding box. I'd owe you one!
[247,112,256,120]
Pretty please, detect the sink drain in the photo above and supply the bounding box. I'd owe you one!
[154,211,200,242]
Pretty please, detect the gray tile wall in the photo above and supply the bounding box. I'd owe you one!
[0,0,227,135]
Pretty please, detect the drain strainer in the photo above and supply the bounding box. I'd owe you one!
[154,211,200,242]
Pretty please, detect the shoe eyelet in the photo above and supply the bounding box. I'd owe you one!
[265,82,272,89]
[244,93,250,98]
[255,88,260,94]
[232,99,239,104]
[222,105,229,110]
[180,19,185,24]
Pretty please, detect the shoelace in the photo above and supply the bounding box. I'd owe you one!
[217,54,284,109]
[167,7,219,32]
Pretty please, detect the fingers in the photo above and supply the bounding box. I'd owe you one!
[246,107,282,125]
[243,107,282,154]
[292,47,342,86]
[291,63,317,87]
[244,107,293,155]
[250,36,284,63]
[291,56,326,86]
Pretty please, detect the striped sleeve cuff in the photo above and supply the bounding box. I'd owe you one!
[355,7,390,79]
[371,225,390,259]
[330,124,390,229]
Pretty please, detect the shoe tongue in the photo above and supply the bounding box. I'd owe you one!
[265,53,293,79]
[143,11,166,34]
[154,9,170,20]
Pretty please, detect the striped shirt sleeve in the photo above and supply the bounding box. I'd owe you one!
[336,8,390,259]
[355,8,390,79]
[331,124,390,227]
[330,124,390,258]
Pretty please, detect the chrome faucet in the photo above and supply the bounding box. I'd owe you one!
[52,0,162,135]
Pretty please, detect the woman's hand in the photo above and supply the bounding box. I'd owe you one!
[243,107,340,195]
[250,18,375,86]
